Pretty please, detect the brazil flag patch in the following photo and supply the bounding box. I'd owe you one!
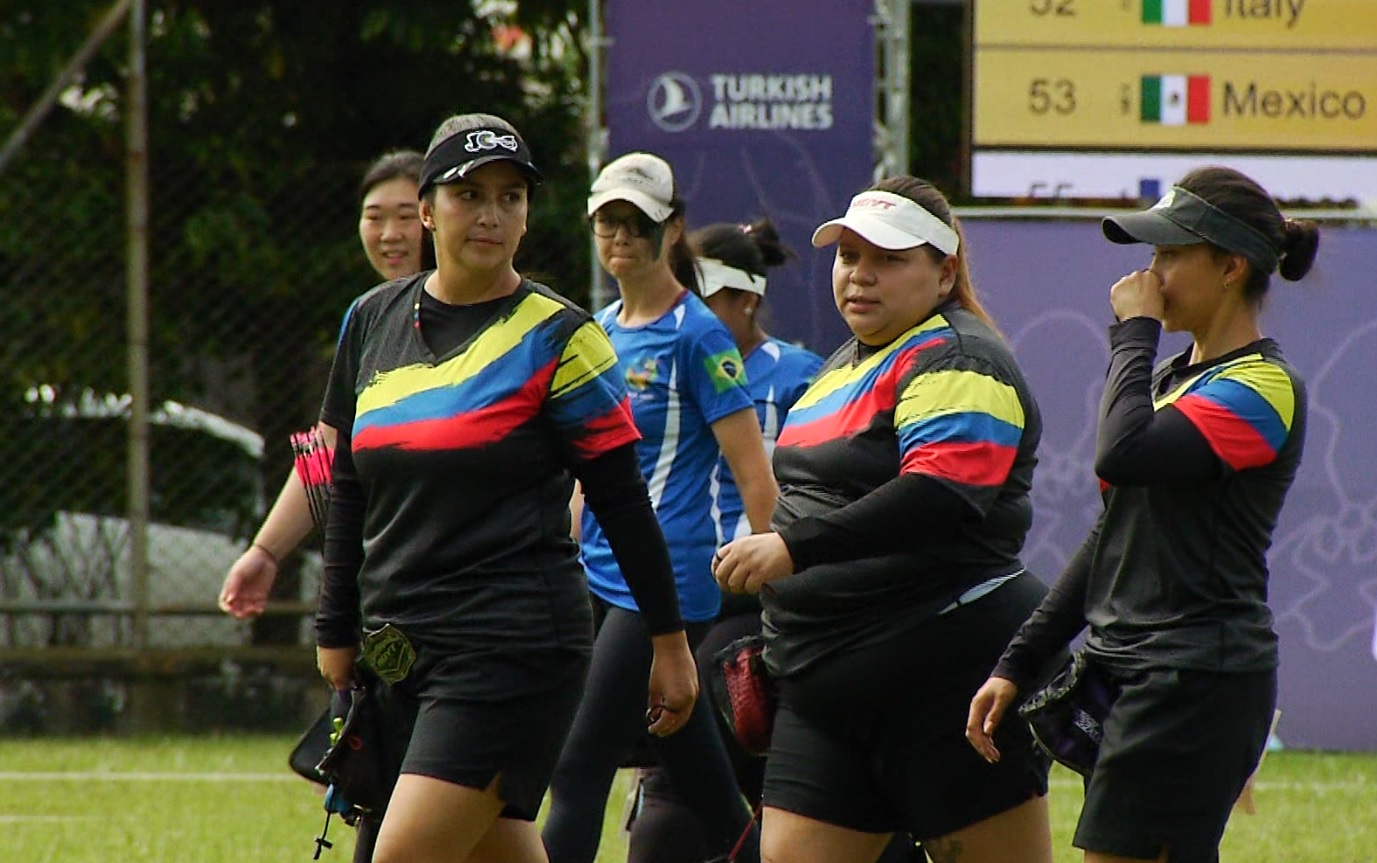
[704,348,747,393]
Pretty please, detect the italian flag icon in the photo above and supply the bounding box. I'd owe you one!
[1142,0,1211,26]
[1141,75,1210,125]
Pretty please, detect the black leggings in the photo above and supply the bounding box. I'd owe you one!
[542,604,759,863]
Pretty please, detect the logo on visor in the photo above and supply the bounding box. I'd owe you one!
[647,72,702,133]
[854,196,897,210]
[464,130,520,153]
[1151,189,1177,210]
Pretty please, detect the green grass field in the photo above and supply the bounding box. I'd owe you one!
[1,735,1373,863]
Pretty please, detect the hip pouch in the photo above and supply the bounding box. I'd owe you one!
[1017,651,1121,777]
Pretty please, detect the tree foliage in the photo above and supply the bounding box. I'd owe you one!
[0,0,590,399]
[0,2,591,600]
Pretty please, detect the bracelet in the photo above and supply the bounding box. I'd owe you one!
[250,542,280,566]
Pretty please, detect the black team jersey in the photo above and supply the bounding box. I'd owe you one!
[996,318,1307,687]
[762,302,1043,676]
[316,275,669,657]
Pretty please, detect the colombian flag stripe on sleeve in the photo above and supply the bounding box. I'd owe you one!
[569,397,641,460]
[901,440,1019,486]
[895,369,1024,486]
[894,368,1025,430]
[1172,370,1293,470]
[551,321,621,398]
[547,320,640,459]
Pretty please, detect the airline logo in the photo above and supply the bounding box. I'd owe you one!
[1142,0,1211,26]
[1141,75,1211,125]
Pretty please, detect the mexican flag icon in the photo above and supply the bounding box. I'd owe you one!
[1143,0,1211,26]
[1141,75,1210,125]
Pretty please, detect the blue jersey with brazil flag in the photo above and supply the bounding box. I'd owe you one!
[582,291,753,622]
[713,338,823,543]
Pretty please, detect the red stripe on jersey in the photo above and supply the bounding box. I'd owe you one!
[571,396,641,460]
[1173,394,1278,470]
[900,440,1018,487]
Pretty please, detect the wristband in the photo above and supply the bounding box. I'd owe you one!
[250,542,280,566]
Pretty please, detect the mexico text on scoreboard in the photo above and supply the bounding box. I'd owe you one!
[970,0,1377,199]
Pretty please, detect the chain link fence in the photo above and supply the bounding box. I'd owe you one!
[0,14,465,732]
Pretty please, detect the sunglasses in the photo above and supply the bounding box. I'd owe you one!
[589,210,658,239]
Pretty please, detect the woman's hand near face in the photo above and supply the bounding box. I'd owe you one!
[1109,269,1166,323]
[713,532,794,594]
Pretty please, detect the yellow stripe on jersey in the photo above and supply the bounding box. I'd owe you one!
[551,320,621,398]
[791,316,950,411]
[1208,360,1296,430]
[358,291,565,416]
[895,368,1025,430]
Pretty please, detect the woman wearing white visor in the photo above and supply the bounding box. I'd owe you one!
[713,177,1053,863]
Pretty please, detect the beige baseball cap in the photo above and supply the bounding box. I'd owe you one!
[587,152,676,222]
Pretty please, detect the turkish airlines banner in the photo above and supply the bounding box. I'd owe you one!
[603,0,874,353]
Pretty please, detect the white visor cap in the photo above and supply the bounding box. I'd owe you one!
[811,191,960,255]
[697,258,767,299]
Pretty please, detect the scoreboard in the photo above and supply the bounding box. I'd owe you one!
[970,0,1377,199]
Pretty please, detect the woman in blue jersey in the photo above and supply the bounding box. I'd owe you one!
[969,166,1319,863]
[627,217,837,863]
[696,219,825,545]
[543,154,776,863]
[714,176,1054,863]
[315,115,697,863]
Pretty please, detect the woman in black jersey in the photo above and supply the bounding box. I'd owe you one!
[315,113,697,863]
[713,176,1054,863]
[968,166,1320,863]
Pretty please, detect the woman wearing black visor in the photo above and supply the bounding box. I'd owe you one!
[968,166,1319,863]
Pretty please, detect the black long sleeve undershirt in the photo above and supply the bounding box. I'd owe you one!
[776,473,982,573]
[1095,317,1225,485]
[315,437,683,648]
[316,426,364,649]
[991,520,1098,690]
[571,443,683,636]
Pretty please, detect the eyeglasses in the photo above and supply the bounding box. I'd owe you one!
[590,210,657,239]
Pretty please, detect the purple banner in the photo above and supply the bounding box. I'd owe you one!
[604,0,872,351]
[963,219,1377,752]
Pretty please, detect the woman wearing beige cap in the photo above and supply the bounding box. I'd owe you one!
[543,152,774,863]
[713,176,1054,863]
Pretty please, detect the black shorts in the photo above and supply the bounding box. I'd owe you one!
[1075,663,1276,863]
[383,644,590,820]
[762,572,1050,839]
